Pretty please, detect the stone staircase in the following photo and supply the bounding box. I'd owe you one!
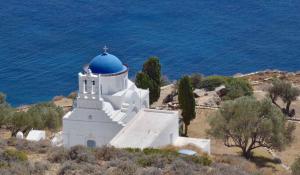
[102,101,126,126]
[121,103,130,113]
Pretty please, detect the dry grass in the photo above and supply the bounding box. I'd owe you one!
[188,101,297,174]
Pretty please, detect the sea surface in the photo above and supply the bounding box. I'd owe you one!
[1,0,300,106]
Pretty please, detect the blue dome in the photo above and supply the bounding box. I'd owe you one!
[89,53,127,74]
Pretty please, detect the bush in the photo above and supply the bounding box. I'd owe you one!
[190,73,203,89]
[58,161,100,175]
[137,155,157,167]
[292,156,300,175]
[142,148,178,156]
[136,167,162,175]
[69,145,95,163]
[27,102,64,131]
[223,78,253,100]
[199,76,227,91]
[7,102,64,136]
[48,147,69,163]
[0,162,30,175]
[108,159,138,175]
[0,139,7,149]
[167,159,194,175]
[181,154,212,166]
[15,140,51,153]
[3,149,28,162]
[95,146,122,161]
[30,161,50,175]
[124,148,141,153]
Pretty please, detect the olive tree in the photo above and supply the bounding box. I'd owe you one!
[208,96,295,159]
[178,76,196,136]
[268,79,300,116]
[7,102,64,136]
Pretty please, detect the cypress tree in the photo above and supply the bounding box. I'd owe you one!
[178,76,196,136]
[135,72,152,90]
[142,57,161,85]
[135,57,161,104]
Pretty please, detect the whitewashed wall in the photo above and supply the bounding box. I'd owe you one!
[63,108,123,148]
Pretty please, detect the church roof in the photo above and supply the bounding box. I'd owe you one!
[110,109,178,148]
[89,52,127,74]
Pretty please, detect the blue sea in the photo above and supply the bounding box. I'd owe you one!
[1,0,300,106]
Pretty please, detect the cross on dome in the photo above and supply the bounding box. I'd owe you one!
[103,45,109,53]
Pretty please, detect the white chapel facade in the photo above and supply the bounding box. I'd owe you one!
[62,48,210,153]
[63,48,149,148]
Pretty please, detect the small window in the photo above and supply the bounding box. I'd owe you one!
[84,80,87,92]
[88,115,92,120]
[87,140,96,148]
[91,81,95,94]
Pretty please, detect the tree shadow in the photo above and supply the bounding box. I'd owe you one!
[249,155,281,169]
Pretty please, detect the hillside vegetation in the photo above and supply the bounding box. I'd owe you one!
[0,138,261,175]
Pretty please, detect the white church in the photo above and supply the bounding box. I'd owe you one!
[62,48,210,153]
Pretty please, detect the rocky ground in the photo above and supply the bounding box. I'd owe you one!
[152,70,300,175]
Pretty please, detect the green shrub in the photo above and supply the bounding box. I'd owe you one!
[3,149,28,162]
[94,146,122,161]
[137,156,155,167]
[0,162,30,175]
[108,159,138,174]
[223,78,253,100]
[7,102,64,136]
[30,161,50,175]
[184,154,212,166]
[48,147,69,163]
[142,148,178,156]
[69,145,95,163]
[137,154,168,168]
[190,73,203,89]
[199,76,227,91]
[27,102,64,131]
[15,140,51,154]
[58,161,100,175]
[168,159,194,175]
[124,148,141,153]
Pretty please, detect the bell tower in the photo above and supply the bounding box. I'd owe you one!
[76,69,103,109]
